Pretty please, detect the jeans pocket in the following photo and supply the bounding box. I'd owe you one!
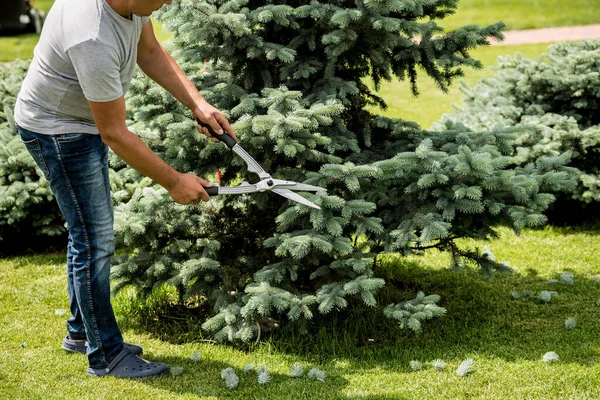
[56,132,89,143]
[20,137,51,179]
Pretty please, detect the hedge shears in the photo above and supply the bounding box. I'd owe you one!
[196,119,326,209]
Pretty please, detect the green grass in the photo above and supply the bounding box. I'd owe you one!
[0,32,40,62]
[442,0,600,31]
[372,42,552,128]
[2,226,600,399]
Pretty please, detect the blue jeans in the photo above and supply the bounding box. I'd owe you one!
[17,126,124,369]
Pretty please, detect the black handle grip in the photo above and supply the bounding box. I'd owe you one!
[205,186,219,196]
[195,118,237,149]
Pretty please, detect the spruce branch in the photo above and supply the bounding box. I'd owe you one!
[565,317,577,330]
[289,365,304,378]
[537,291,558,304]
[456,358,474,377]
[190,352,202,362]
[384,291,446,333]
[430,359,446,371]
[258,370,271,385]
[409,360,424,371]
[307,367,326,382]
[221,367,239,389]
[543,352,559,363]
[560,271,574,285]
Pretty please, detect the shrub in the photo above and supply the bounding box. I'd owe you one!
[0,61,65,251]
[110,0,577,343]
[0,60,145,254]
[433,40,600,223]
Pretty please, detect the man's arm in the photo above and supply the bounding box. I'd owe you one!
[88,96,212,204]
[136,20,236,142]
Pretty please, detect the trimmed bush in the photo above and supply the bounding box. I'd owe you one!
[110,0,575,343]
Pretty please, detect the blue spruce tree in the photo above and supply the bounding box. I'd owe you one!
[112,0,574,341]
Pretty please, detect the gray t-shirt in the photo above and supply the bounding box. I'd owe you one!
[15,0,149,135]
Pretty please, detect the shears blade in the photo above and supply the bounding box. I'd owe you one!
[272,188,321,209]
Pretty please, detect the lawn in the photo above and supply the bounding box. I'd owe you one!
[1,226,600,399]
[372,42,553,128]
[442,0,600,31]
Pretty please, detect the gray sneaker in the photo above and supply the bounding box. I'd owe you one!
[62,336,143,355]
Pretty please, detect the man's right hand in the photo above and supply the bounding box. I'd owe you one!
[167,173,213,205]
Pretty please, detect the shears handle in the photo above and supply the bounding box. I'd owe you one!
[195,117,237,149]
[204,186,219,196]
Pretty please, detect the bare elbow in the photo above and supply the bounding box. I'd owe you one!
[87,97,129,147]
[98,126,128,148]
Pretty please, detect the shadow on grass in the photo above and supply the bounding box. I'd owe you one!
[133,354,351,400]
[135,354,419,399]
[115,253,600,372]
[127,255,600,399]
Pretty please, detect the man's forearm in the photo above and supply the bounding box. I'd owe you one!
[138,44,202,112]
[136,22,235,140]
[101,127,180,191]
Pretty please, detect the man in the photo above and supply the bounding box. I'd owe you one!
[14,0,235,378]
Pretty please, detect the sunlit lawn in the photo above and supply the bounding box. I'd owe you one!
[1,227,600,399]
[442,0,600,31]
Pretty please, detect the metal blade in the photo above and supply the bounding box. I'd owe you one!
[284,182,327,193]
[272,188,321,209]
[267,179,327,193]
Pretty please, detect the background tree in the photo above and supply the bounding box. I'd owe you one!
[112,0,575,341]
[0,60,143,254]
[433,40,599,224]
[0,60,65,253]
